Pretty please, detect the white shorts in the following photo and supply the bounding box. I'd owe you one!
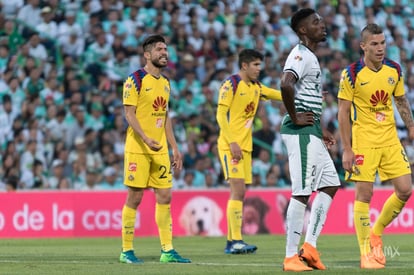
[281,134,340,196]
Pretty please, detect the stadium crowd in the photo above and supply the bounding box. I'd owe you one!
[1,0,414,191]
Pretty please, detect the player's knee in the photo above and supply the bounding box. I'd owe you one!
[319,186,339,198]
[397,187,412,202]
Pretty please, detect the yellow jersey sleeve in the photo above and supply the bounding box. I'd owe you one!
[338,68,354,101]
[123,76,139,106]
[260,85,282,101]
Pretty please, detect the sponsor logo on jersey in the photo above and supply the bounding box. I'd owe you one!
[156,118,163,128]
[376,112,386,122]
[244,101,255,116]
[370,90,388,107]
[152,96,167,111]
[355,154,364,165]
[128,162,137,172]
[124,82,132,98]
[294,55,302,61]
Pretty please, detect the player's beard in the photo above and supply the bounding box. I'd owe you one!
[152,57,168,68]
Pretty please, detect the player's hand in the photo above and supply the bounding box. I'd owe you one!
[230,142,242,161]
[144,137,163,151]
[292,112,314,126]
[342,148,355,174]
[171,149,182,170]
[322,130,336,149]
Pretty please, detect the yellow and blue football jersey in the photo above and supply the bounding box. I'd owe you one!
[123,69,171,154]
[217,74,281,152]
[338,58,405,148]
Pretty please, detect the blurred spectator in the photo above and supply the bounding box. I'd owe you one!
[36,6,58,43]
[182,170,195,189]
[27,32,48,63]
[59,31,85,60]
[5,174,18,191]
[57,177,71,190]
[20,158,48,189]
[252,148,272,187]
[2,0,414,191]
[78,168,100,191]
[0,94,18,146]
[58,10,82,44]
[70,159,86,190]
[47,158,67,189]
[172,168,185,190]
[16,0,42,37]
[99,166,124,190]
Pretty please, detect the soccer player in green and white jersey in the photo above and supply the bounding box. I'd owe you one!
[280,8,340,272]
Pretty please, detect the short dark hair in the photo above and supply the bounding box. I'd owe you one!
[361,23,383,41]
[290,8,316,33]
[142,34,165,52]
[2,94,11,103]
[238,49,263,69]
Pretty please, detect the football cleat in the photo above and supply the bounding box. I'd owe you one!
[224,240,233,254]
[283,254,313,271]
[370,231,386,265]
[119,250,144,264]
[360,252,385,269]
[228,240,257,254]
[160,249,191,263]
[299,242,326,270]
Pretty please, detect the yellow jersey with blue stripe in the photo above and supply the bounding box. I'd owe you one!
[123,68,171,154]
[217,74,282,152]
[338,58,404,148]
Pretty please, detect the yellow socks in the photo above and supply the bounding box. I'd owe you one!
[156,203,173,252]
[121,205,136,252]
[227,200,243,241]
[354,201,370,255]
[372,193,405,236]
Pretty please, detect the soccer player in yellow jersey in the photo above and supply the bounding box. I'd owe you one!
[216,49,282,254]
[338,23,413,269]
[280,9,340,272]
[119,35,190,264]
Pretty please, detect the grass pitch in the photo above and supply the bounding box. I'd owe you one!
[0,234,413,274]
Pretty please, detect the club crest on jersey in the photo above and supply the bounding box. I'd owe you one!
[128,162,137,171]
[388,77,395,85]
[152,96,167,111]
[164,85,170,93]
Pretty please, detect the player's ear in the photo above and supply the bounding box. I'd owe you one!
[241,61,249,71]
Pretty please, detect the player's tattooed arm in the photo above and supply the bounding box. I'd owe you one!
[394,95,414,128]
